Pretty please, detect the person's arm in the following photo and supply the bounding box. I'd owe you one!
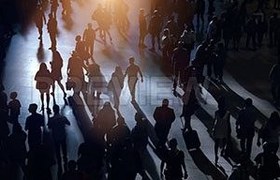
[138,66,144,82]
[64,117,71,126]
[171,109,176,122]
[160,161,165,179]
[82,29,86,41]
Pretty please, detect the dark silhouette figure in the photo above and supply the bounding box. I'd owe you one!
[94,102,116,137]
[35,63,52,112]
[47,13,58,50]
[27,144,54,180]
[124,57,143,102]
[212,96,231,165]
[48,104,70,176]
[50,0,59,18]
[236,98,257,158]
[67,51,86,95]
[172,41,190,90]
[87,60,107,99]
[25,103,44,150]
[8,91,21,124]
[83,23,97,57]
[213,42,226,83]
[269,60,280,107]
[50,50,67,98]
[153,99,175,145]
[257,111,280,153]
[245,16,257,50]
[254,142,280,180]
[160,138,188,180]
[269,13,278,47]
[161,28,172,63]
[196,0,205,28]
[108,66,124,110]
[138,8,147,48]
[75,35,89,64]
[148,10,162,51]
[7,123,27,180]
[61,160,83,180]
[34,4,46,40]
[194,41,208,82]
[0,84,9,149]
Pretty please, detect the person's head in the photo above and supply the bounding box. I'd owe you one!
[139,8,144,14]
[162,99,169,107]
[129,57,135,64]
[217,96,226,110]
[163,28,170,36]
[117,116,125,125]
[10,92,17,100]
[67,160,77,171]
[75,35,81,42]
[135,112,143,123]
[115,66,122,73]
[269,111,280,127]
[53,104,60,114]
[103,101,112,109]
[263,142,273,153]
[28,103,38,114]
[244,98,253,107]
[168,138,178,150]
[87,23,92,28]
[178,41,184,48]
[39,63,48,72]
[153,9,158,15]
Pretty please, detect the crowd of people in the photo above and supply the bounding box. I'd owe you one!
[0,0,280,179]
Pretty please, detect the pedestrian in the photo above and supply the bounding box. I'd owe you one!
[257,111,280,153]
[269,60,280,107]
[269,13,278,47]
[50,50,67,98]
[7,123,27,180]
[124,57,144,102]
[61,160,83,180]
[107,66,124,110]
[245,16,257,50]
[25,103,44,150]
[148,10,162,51]
[35,63,52,113]
[194,41,208,82]
[138,8,148,48]
[153,99,175,145]
[0,84,9,149]
[172,41,190,91]
[83,23,97,57]
[212,96,231,165]
[254,142,280,180]
[161,28,172,62]
[67,51,86,95]
[206,16,219,42]
[180,25,196,53]
[75,35,89,64]
[8,91,21,124]
[47,13,58,50]
[48,104,71,177]
[160,138,188,180]
[236,98,257,158]
[213,42,226,83]
[34,4,46,40]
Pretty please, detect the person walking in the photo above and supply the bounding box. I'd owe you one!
[269,60,280,107]
[8,91,21,124]
[124,57,144,102]
[148,10,162,51]
[83,23,97,57]
[153,99,175,145]
[138,8,148,48]
[212,96,231,165]
[108,66,124,110]
[48,104,71,177]
[236,98,257,158]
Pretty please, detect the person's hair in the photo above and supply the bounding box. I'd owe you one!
[10,92,18,99]
[169,138,178,148]
[39,63,48,71]
[245,98,253,107]
[53,104,60,114]
[269,111,280,128]
[75,35,81,41]
[129,57,135,63]
[217,96,226,109]
[162,99,169,106]
[28,103,38,113]
[117,116,125,125]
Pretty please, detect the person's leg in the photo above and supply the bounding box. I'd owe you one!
[271,82,278,103]
[246,136,253,157]
[240,138,246,153]
[214,139,219,165]
[61,139,68,172]
[40,93,44,110]
[57,80,67,98]
[55,142,63,177]
[46,93,50,110]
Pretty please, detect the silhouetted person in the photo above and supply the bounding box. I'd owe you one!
[7,123,27,180]
[196,0,205,28]
[194,41,208,82]
[124,57,143,102]
[34,4,46,40]
[138,8,147,48]
[236,98,257,158]
[108,66,124,109]
[212,96,231,165]
[153,99,175,145]
[245,16,257,50]
[67,51,86,95]
[47,13,58,50]
[160,138,188,180]
[87,60,107,99]
[61,160,83,180]
[180,26,196,54]
[257,111,280,153]
[27,144,53,180]
[172,41,190,91]
[213,42,226,83]
[254,142,280,180]
[25,103,44,150]
[207,16,219,42]
[269,60,280,106]
[0,84,9,149]
[50,50,67,98]
[269,13,278,47]
[83,23,97,57]
[50,0,59,18]
[35,63,52,112]
[48,104,70,176]
[148,10,162,51]
[94,102,116,137]
[75,35,89,64]
[161,28,172,63]
[165,15,179,40]
[8,91,21,124]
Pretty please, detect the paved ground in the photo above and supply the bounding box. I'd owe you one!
[1,0,280,180]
